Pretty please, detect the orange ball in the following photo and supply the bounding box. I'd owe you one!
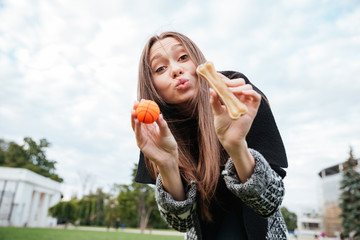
[136,100,160,124]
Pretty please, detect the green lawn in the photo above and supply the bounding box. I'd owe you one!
[0,227,184,240]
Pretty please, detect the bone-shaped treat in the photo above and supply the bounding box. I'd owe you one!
[196,61,248,119]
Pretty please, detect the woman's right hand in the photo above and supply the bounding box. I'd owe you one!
[131,100,185,201]
[131,100,179,170]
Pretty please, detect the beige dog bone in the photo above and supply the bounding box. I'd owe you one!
[196,61,248,119]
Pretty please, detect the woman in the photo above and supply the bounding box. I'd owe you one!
[131,31,289,240]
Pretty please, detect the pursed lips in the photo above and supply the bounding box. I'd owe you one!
[175,78,189,88]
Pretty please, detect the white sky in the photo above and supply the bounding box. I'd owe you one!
[1,0,359,213]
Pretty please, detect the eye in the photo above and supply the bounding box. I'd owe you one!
[155,66,166,73]
[179,54,188,61]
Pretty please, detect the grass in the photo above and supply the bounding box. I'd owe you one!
[0,227,184,240]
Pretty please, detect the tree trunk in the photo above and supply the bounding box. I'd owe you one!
[139,206,153,233]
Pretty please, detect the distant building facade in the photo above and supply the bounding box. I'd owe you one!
[296,207,322,238]
[0,167,62,227]
[318,159,360,237]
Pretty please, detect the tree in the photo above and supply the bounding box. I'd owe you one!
[0,137,63,182]
[4,141,28,167]
[104,197,119,229]
[136,181,156,232]
[0,139,6,165]
[49,200,78,228]
[339,147,360,238]
[281,206,297,231]
[117,184,139,227]
[77,188,108,226]
[117,164,163,232]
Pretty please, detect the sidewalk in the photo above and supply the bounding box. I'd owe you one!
[288,235,339,240]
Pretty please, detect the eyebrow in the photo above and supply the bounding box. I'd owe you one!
[150,43,184,66]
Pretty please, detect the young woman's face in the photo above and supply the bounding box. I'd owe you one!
[149,37,198,105]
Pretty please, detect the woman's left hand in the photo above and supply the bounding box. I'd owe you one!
[210,74,261,152]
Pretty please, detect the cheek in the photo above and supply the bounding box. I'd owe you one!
[152,76,171,101]
[188,63,197,76]
[153,76,167,90]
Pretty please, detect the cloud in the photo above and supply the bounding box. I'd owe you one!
[1,0,359,210]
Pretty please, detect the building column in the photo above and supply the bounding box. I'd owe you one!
[38,193,49,227]
[27,191,40,227]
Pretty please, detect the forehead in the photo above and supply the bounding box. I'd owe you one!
[150,37,183,58]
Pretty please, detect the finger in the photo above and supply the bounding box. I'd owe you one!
[131,100,140,131]
[225,78,246,87]
[241,89,262,103]
[217,73,245,87]
[131,109,137,131]
[133,117,143,143]
[229,84,253,95]
[241,89,260,97]
[156,114,171,137]
[133,100,140,110]
[209,88,224,116]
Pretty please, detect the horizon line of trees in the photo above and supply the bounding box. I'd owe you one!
[2,137,358,236]
[0,136,302,232]
[49,165,168,232]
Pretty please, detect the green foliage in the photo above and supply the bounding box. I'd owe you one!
[339,147,360,237]
[117,184,139,227]
[49,200,78,225]
[50,188,122,228]
[77,197,96,225]
[77,188,109,226]
[0,137,63,182]
[104,197,119,227]
[47,164,167,230]
[281,206,297,231]
[117,164,167,230]
[0,139,6,165]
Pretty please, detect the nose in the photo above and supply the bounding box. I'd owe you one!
[170,62,183,78]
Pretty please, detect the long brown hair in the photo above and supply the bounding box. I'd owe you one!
[138,31,226,221]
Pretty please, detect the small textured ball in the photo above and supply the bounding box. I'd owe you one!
[136,100,160,124]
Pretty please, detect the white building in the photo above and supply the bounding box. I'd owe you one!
[0,167,62,227]
[296,207,322,238]
[317,158,360,238]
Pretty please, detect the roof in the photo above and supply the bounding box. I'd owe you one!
[0,166,62,192]
[318,159,359,178]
